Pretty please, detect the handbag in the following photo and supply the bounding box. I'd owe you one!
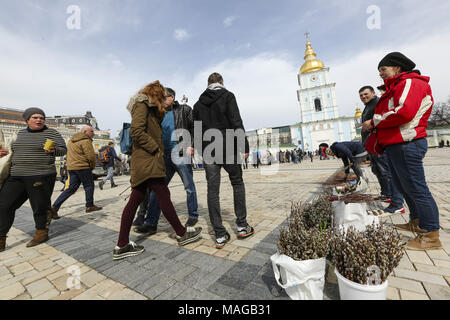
[0,130,17,190]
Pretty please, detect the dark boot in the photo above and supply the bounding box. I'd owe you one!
[132,214,145,226]
[86,205,102,213]
[394,218,427,234]
[50,206,61,220]
[0,236,6,252]
[407,230,442,251]
[26,229,49,248]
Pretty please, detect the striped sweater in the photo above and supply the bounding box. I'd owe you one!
[10,126,67,177]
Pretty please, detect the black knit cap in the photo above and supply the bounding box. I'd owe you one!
[23,107,46,121]
[378,52,416,72]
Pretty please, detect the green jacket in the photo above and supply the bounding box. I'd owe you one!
[129,94,166,188]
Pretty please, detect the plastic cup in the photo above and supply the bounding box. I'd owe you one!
[44,139,56,151]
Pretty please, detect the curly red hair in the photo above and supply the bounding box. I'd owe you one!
[139,80,166,119]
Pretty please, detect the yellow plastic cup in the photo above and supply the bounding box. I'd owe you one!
[43,139,56,151]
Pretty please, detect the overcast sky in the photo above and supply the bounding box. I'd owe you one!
[1,0,450,135]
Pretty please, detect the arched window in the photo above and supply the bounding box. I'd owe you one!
[314,98,322,112]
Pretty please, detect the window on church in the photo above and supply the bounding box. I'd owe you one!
[314,98,322,112]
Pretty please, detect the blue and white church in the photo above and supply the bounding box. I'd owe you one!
[290,39,357,152]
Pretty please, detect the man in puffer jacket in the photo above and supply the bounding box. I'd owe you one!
[363,52,441,251]
[51,126,102,217]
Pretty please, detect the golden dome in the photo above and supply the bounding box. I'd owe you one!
[355,107,362,119]
[300,41,325,74]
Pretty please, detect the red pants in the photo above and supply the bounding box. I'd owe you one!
[117,178,185,247]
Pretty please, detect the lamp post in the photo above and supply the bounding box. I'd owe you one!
[354,107,362,138]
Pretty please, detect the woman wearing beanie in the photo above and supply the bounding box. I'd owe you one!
[113,81,202,260]
[363,52,441,250]
[0,108,67,252]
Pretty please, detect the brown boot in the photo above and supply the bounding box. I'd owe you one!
[86,205,102,213]
[50,206,61,220]
[394,219,427,234]
[26,229,49,248]
[407,230,442,251]
[0,236,6,252]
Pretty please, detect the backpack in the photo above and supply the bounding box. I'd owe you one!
[119,123,132,155]
[98,146,112,165]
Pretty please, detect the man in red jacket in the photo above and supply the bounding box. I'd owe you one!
[363,52,441,251]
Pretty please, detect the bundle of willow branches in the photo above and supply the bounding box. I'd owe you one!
[329,192,377,204]
[332,223,405,285]
[322,166,356,186]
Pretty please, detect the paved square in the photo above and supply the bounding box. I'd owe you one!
[1,148,449,300]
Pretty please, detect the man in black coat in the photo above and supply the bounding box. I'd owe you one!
[193,73,254,249]
[329,141,368,181]
[359,86,403,210]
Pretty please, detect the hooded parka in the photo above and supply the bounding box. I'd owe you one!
[127,93,166,188]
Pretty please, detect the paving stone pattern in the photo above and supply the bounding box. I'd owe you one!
[1,148,449,300]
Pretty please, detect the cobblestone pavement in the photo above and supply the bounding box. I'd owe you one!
[1,148,449,300]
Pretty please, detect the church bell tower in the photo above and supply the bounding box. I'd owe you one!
[297,35,339,123]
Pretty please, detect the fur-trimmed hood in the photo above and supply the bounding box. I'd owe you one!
[126,93,154,113]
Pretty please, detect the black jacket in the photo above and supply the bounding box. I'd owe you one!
[361,96,379,147]
[193,88,249,161]
[330,141,366,174]
[172,101,194,153]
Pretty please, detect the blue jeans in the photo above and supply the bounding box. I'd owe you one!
[371,153,404,206]
[53,169,95,210]
[385,138,440,231]
[102,166,115,185]
[144,153,198,226]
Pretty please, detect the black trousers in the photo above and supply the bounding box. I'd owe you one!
[0,174,56,237]
[203,163,248,238]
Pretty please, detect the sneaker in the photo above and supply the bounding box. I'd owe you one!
[113,241,145,260]
[383,204,406,214]
[216,232,231,249]
[237,225,255,239]
[99,181,104,190]
[134,224,157,236]
[376,195,392,203]
[185,217,198,227]
[86,205,102,213]
[177,227,202,246]
[111,184,118,188]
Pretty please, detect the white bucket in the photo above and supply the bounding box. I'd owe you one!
[335,268,388,300]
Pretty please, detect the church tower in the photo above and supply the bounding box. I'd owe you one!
[297,37,339,123]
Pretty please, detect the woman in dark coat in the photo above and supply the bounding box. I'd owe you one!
[114,81,202,260]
